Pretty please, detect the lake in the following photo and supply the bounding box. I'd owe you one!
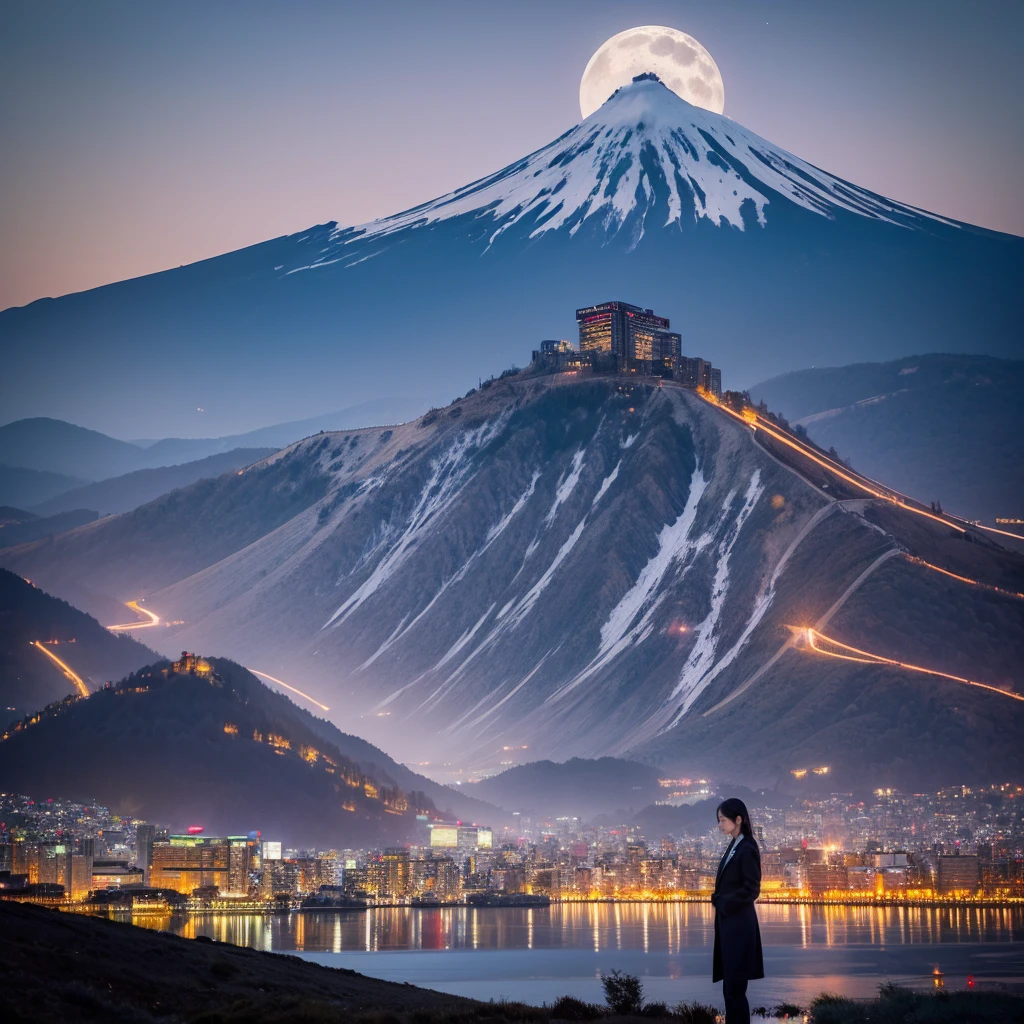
[149,902,1024,1009]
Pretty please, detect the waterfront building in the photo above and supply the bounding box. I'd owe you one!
[937,853,980,895]
[91,859,144,889]
[151,835,231,894]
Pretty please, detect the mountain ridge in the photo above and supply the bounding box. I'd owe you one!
[2,79,1019,435]
[4,372,1021,789]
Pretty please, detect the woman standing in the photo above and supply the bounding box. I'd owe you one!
[711,798,764,1023]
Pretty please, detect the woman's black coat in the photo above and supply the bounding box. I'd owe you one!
[711,836,765,983]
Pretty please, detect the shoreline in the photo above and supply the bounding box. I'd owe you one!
[5,893,1018,916]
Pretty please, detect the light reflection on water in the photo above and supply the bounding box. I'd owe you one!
[132,903,1024,1006]
[137,903,1024,954]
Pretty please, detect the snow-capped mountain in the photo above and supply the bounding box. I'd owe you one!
[296,76,960,269]
[1,79,1019,434]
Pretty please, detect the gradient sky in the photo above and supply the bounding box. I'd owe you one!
[2,0,1022,315]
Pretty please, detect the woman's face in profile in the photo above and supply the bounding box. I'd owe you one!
[717,811,741,836]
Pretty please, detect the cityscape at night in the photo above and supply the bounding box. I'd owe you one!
[3,783,1023,910]
[1,2,1022,1020]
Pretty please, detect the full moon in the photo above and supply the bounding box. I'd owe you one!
[579,26,725,119]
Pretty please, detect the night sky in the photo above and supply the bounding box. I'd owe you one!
[3,0,1021,315]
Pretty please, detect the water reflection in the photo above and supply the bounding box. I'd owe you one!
[132,903,1024,955]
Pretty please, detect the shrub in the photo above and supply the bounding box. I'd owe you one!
[771,1002,804,1018]
[639,1001,672,1017]
[673,1002,718,1024]
[808,993,866,1024]
[549,994,605,1020]
[601,971,644,1016]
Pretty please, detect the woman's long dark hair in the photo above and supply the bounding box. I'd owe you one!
[717,797,755,841]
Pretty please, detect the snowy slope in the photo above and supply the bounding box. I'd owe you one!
[291,77,961,276]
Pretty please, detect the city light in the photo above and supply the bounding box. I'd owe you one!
[31,641,88,698]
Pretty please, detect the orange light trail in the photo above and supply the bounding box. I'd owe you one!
[799,627,1024,704]
[693,389,965,533]
[904,555,1024,601]
[107,600,161,631]
[32,641,88,698]
[249,669,330,712]
[946,514,1024,542]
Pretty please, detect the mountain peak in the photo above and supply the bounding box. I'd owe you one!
[319,75,959,261]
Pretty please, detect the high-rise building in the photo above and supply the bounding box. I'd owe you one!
[937,854,980,895]
[151,835,231,895]
[576,302,681,368]
[228,836,260,895]
[380,848,411,899]
[135,824,156,886]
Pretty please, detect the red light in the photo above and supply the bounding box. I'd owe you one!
[187,825,204,835]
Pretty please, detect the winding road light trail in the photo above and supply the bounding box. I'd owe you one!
[249,669,330,712]
[904,555,1024,601]
[32,641,88,698]
[799,627,1024,704]
[693,389,965,534]
[107,600,160,631]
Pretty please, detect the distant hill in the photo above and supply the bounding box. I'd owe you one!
[141,396,426,461]
[750,354,1024,524]
[0,569,156,727]
[0,400,422,486]
[466,757,664,820]
[0,464,87,509]
[0,656,490,846]
[0,418,144,480]
[0,509,98,549]
[29,447,277,516]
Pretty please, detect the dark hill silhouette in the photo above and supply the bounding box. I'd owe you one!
[0,569,156,727]
[466,757,664,820]
[0,900,477,1022]
[0,654,499,846]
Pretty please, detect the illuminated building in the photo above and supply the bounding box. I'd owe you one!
[91,860,144,889]
[678,356,722,397]
[806,862,848,895]
[171,651,212,675]
[429,825,459,849]
[531,339,585,371]
[575,301,681,369]
[150,834,257,896]
[383,848,410,898]
[937,853,980,895]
